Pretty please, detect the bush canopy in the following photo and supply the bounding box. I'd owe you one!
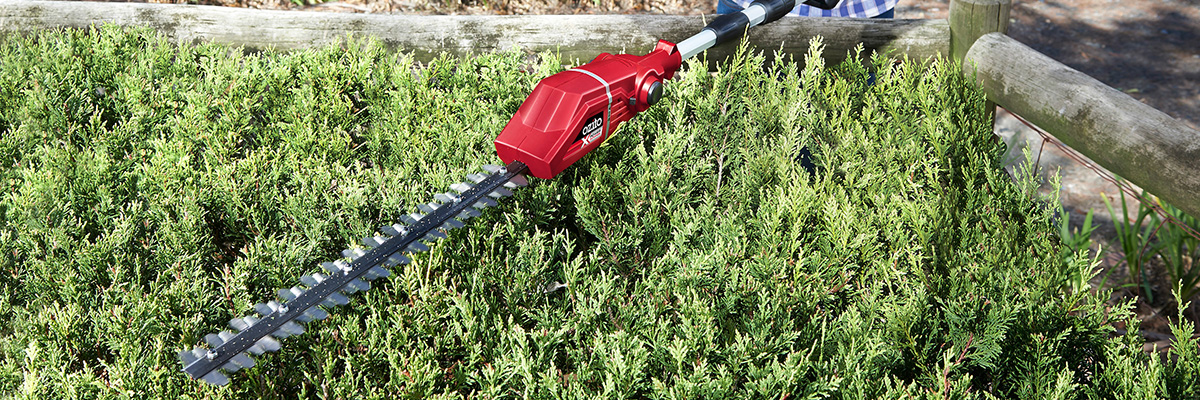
[0,26,1196,399]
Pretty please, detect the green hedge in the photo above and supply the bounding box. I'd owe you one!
[0,26,1195,399]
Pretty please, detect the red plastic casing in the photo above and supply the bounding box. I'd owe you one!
[494,40,683,180]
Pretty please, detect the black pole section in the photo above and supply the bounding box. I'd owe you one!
[701,0,796,47]
[702,13,751,46]
[753,0,797,22]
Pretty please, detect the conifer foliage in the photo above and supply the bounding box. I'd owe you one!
[0,26,1196,399]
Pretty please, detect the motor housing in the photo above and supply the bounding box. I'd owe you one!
[494,40,682,179]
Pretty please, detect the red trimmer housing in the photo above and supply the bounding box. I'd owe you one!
[494,40,683,179]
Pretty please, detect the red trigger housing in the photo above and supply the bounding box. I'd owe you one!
[494,40,683,180]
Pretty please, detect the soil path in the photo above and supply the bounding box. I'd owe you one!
[906,0,1199,129]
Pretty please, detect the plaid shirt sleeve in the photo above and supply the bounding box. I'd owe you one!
[732,0,898,17]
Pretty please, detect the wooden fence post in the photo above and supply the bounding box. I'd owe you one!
[950,0,1011,124]
[965,33,1200,218]
[949,0,1012,63]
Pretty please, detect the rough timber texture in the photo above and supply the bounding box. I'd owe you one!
[0,0,948,68]
[965,33,1200,218]
[948,0,1010,63]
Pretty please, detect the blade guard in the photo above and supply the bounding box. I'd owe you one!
[495,40,683,180]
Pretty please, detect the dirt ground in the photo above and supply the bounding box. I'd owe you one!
[76,0,1200,344]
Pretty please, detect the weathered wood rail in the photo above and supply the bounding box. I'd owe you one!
[964,33,1200,218]
[946,0,1199,218]
[0,0,947,67]
[2,0,1198,217]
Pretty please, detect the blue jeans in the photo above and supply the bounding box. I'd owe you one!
[717,0,895,18]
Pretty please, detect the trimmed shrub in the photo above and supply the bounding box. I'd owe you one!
[0,26,1196,399]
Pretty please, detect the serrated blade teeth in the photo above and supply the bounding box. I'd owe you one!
[321,292,350,308]
[362,236,388,249]
[243,338,266,355]
[457,208,481,219]
[300,273,328,288]
[406,242,430,253]
[364,266,391,280]
[303,306,329,322]
[340,278,362,294]
[225,352,256,371]
[504,175,529,188]
[278,287,304,302]
[473,197,498,208]
[278,288,328,322]
[292,312,316,324]
[184,163,533,385]
[229,316,280,349]
[260,300,307,335]
[406,213,426,224]
[229,316,256,332]
[346,279,370,292]
[253,302,275,317]
[384,254,410,267]
[249,303,303,337]
[204,333,224,348]
[489,187,514,198]
[319,260,350,276]
[279,321,305,336]
[243,315,261,326]
[255,335,281,353]
[381,223,408,236]
[179,349,199,365]
[342,247,368,260]
[201,370,230,386]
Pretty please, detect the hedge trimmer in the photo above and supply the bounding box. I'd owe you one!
[180,0,814,385]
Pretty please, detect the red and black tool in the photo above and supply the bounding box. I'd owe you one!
[496,0,798,179]
[181,0,800,385]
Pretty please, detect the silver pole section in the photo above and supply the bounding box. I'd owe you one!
[676,4,770,61]
[676,31,717,61]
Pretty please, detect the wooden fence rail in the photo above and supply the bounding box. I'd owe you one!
[0,0,947,68]
[965,32,1200,218]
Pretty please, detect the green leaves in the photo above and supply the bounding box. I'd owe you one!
[0,27,1188,399]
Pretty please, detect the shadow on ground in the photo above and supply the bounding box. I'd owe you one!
[1008,0,1199,128]
[993,0,1200,341]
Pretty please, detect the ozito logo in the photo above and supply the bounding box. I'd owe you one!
[575,112,605,145]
